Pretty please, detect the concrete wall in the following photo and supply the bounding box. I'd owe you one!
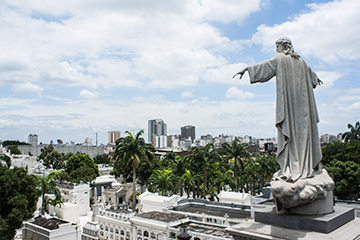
[17,145,105,159]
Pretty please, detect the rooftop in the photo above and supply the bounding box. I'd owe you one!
[176,222,233,239]
[136,211,187,223]
[32,216,68,230]
[176,207,249,220]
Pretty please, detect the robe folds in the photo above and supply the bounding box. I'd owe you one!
[247,53,322,182]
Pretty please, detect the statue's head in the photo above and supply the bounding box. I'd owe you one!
[275,37,300,59]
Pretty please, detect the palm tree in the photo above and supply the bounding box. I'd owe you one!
[189,143,220,195]
[182,169,195,198]
[146,168,174,196]
[113,130,155,211]
[35,170,63,215]
[222,139,250,192]
[342,121,360,142]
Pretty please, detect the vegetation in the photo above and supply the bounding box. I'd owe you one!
[62,153,99,183]
[0,163,39,239]
[2,140,30,147]
[37,144,65,170]
[140,137,279,200]
[93,154,111,164]
[222,139,251,192]
[322,139,360,199]
[35,170,63,215]
[8,145,21,155]
[342,121,360,142]
[113,130,155,211]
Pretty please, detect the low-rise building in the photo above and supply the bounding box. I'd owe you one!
[22,216,80,240]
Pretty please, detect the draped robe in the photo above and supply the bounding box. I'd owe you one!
[247,53,322,182]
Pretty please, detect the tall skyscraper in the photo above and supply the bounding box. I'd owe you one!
[108,131,121,146]
[148,119,167,144]
[28,134,38,146]
[181,125,195,142]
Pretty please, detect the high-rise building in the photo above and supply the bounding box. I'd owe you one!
[148,119,167,144]
[108,131,121,146]
[28,134,38,146]
[181,125,195,142]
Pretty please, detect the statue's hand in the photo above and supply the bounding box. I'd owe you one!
[233,68,247,80]
[317,78,323,85]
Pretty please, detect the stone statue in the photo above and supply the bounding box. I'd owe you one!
[234,37,334,215]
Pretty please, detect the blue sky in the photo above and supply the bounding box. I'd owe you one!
[0,0,359,144]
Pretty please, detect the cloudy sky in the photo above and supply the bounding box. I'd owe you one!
[0,0,359,144]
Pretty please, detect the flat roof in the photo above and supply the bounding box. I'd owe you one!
[176,207,249,220]
[176,222,233,239]
[32,216,68,230]
[136,211,187,223]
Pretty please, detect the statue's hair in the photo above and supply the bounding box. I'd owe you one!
[275,37,300,59]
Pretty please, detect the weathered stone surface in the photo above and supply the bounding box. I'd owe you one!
[227,210,360,240]
[254,206,354,233]
[271,168,334,213]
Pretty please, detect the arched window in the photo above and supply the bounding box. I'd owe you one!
[115,229,119,234]
[105,226,109,231]
[121,230,124,235]
[137,229,142,235]
[100,225,104,230]
[110,227,114,233]
[126,231,130,237]
[151,232,156,239]
[144,231,149,237]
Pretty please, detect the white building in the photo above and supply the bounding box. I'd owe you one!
[155,135,167,148]
[22,216,80,240]
[28,134,39,146]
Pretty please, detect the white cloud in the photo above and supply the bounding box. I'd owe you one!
[11,82,43,97]
[79,89,99,99]
[252,0,360,62]
[181,91,193,98]
[0,0,265,93]
[226,86,255,99]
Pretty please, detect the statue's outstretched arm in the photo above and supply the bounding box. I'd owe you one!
[233,67,248,80]
[317,77,323,85]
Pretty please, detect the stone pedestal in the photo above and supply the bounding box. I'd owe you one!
[226,206,359,240]
[255,206,353,233]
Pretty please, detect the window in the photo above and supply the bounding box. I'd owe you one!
[100,225,104,230]
[110,228,114,233]
[115,229,119,234]
[144,231,149,237]
[151,232,156,239]
[137,230,142,235]
[105,226,109,231]
[170,232,176,239]
[121,230,124,236]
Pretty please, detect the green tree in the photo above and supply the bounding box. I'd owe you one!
[255,154,280,192]
[8,145,21,155]
[35,170,63,215]
[113,130,155,212]
[146,168,175,196]
[37,144,65,170]
[93,154,110,164]
[222,139,251,192]
[0,154,11,168]
[2,140,29,147]
[342,121,360,142]
[0,164,39,239]
[322,140,360,199]
[189,143,220,194]
[63,153,99,183]
[182,169,195,198]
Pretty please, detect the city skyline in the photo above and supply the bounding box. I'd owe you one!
[0,0,359,145]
